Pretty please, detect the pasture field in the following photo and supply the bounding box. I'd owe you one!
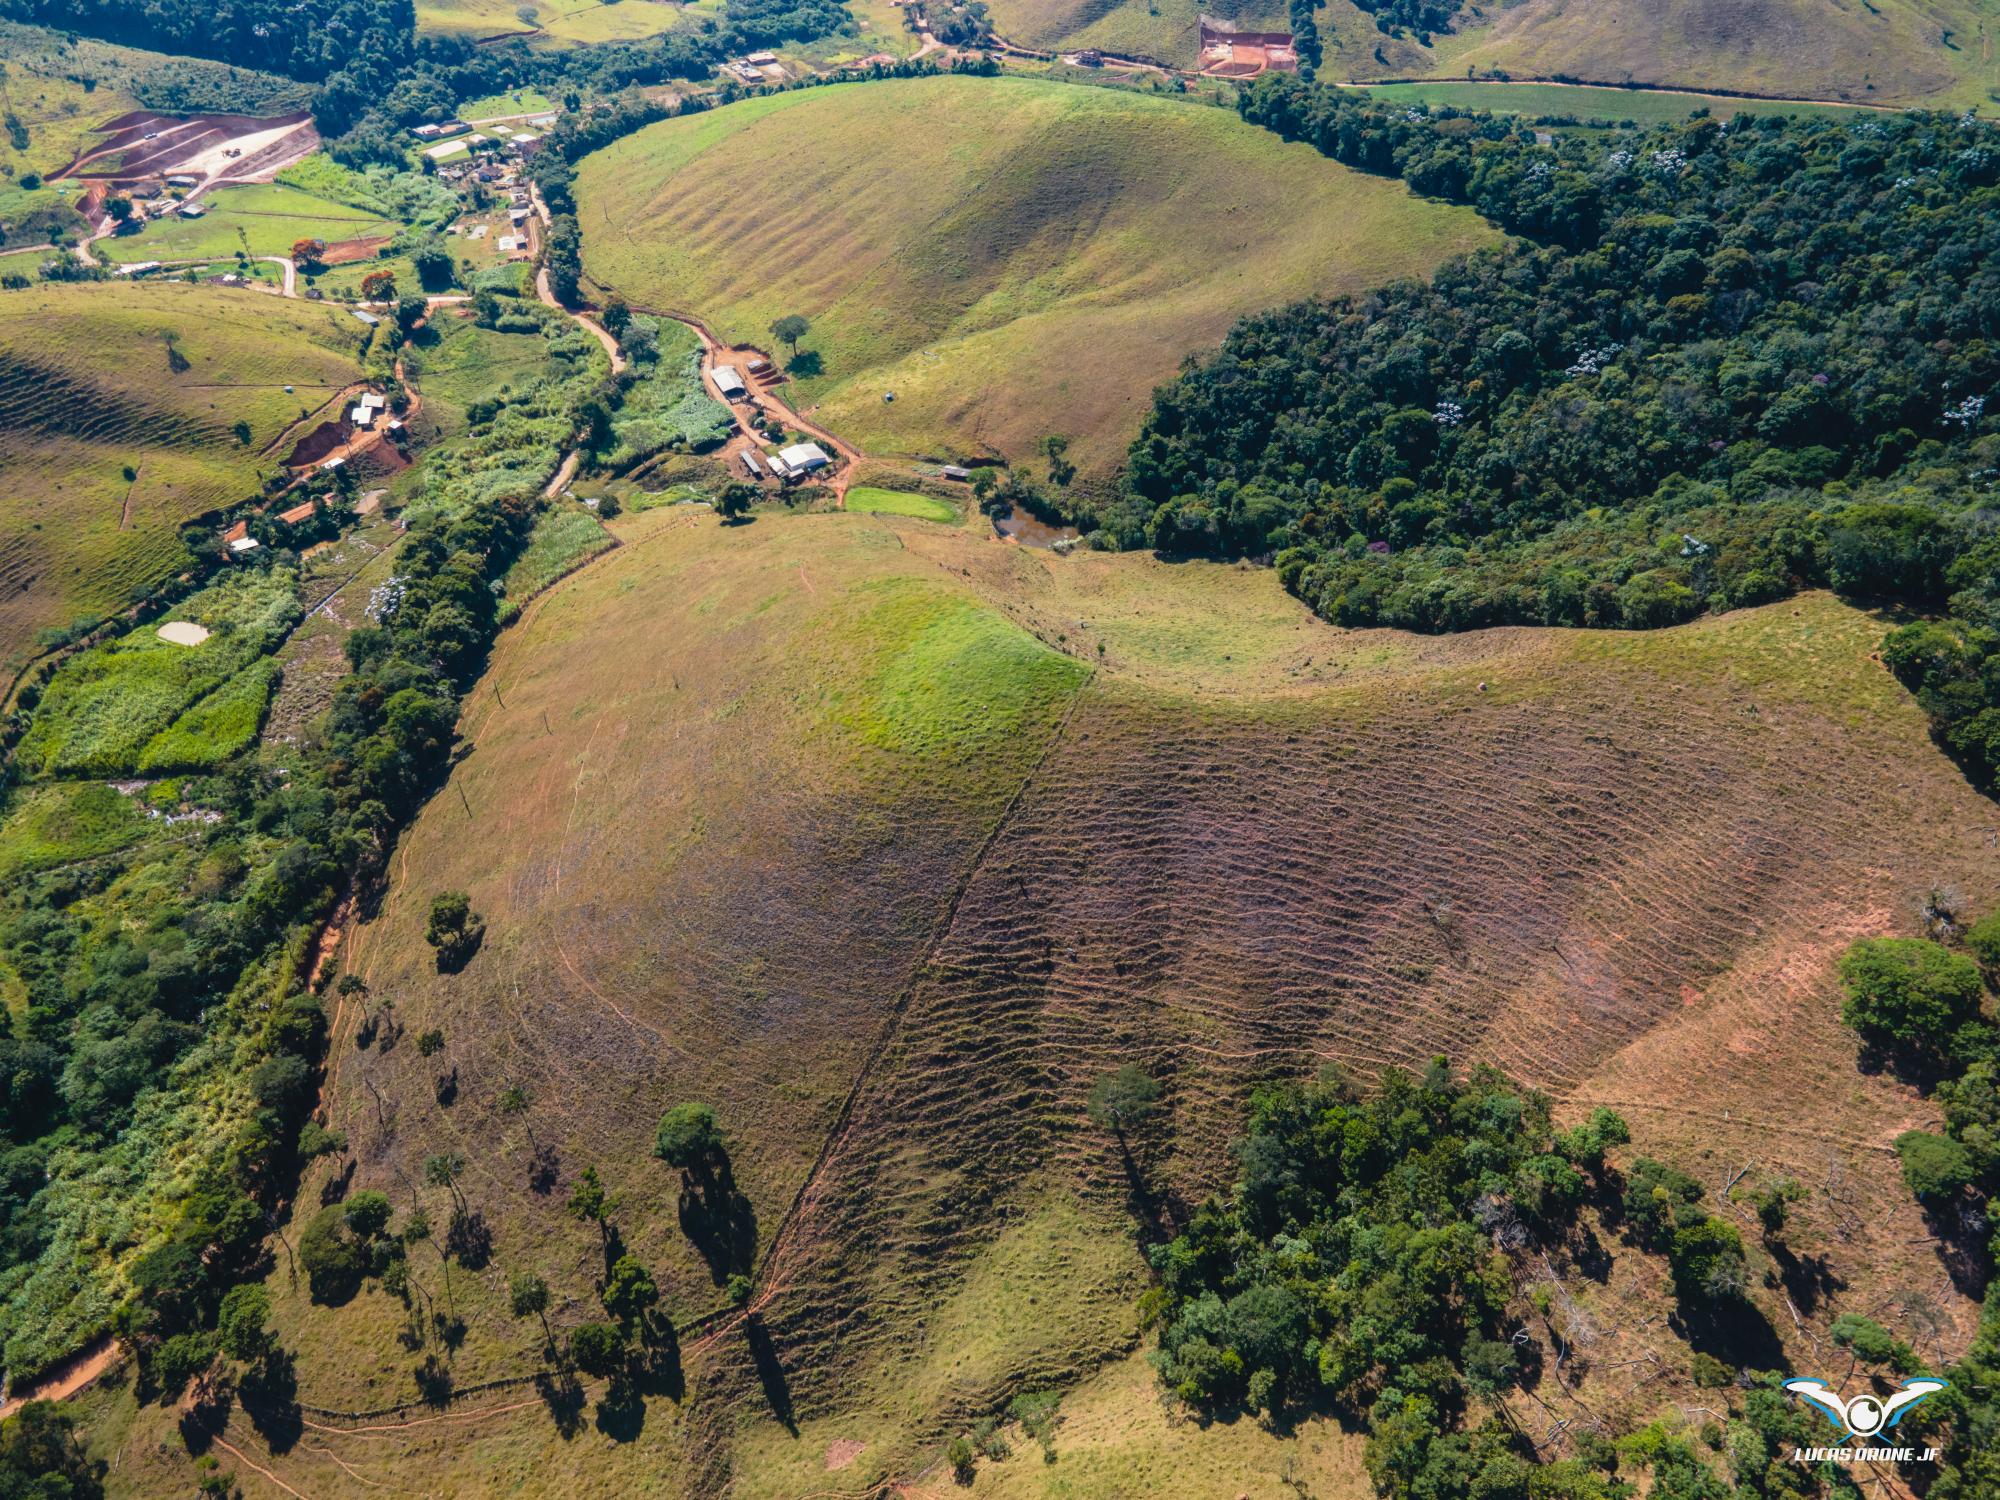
[1351,78,1881,125]
[0,281,363,669]
[1336,0,2000,112]
[984,0,1287,66]
[576,75,1498,475]
[460,86,559,120]
[414,0,711,43]
[99,181,401,265]
[845,485,960,523]
[98,503,1999,1497]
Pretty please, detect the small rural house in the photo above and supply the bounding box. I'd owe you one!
[778,441,831,474]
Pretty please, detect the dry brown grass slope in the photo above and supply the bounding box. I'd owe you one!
[132,506,2000,1498]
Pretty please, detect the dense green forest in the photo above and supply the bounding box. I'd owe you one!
[1057,78,2000,779]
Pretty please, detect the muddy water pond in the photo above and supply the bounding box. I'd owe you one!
[993,505,1079,549]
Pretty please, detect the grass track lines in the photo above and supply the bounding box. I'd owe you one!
[576,75,1499,475]
[239,509,2000,1496]
[0,281,363,666]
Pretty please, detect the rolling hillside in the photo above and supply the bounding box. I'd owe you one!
[575,75,1500,476]
[81,501,1999,1496]
[1394,0,2000,110]
[983,0,1999,111]
[0,282,365,669]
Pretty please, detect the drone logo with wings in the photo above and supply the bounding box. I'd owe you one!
[1783,1377,1948,1444]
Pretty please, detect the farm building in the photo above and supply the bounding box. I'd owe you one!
[352,309,380,326]
[114,261,163,276]
[350,405,375,428]
[277,500,317,526]
[712,365,748,400]
[746,50,778,64]
[177,202,207,218]
[741,449,765,479]
[1198,16,1297,77]
[940,465,972,481]
[166,174,198,188]
[228,537,261,555]
[778,441,831,474]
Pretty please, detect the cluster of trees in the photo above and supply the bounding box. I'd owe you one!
[1347,0,1462,44]
[1143,1058,1947,1498]
[1081,84,1999,695]
[1147,1061,1646,1495]
[1830,912,2000,1496]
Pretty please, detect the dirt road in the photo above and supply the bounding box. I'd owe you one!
[0,1337,122,1420]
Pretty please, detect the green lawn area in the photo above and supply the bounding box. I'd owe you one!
[846,486,959,524]
[102,183,400,265]
[459,85,558,120]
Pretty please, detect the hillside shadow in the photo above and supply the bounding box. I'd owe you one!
[1674,1296,1786,1370]
[745,1315,796,1435]
[242,1351,302,1454]
[536,1370,587,1439]
[679,1171,758,1283]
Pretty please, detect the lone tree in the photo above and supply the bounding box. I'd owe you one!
[567,1165,616,1250]
[769,313,810,357]
[1087,1065,1161,1135]
[292,237,327,269]
[655,1102,726,1177]
[713,483,755,524]
[105,194,133,224]
[425,891,485,972]
[509,1271,553,1348]
[360,269,397,301]
[601,1254,658,1331]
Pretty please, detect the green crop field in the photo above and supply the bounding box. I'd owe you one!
[1328,0,2000,112]
[13,569,297,777]
[0,281,364,670]
[99,182,402,266]
[845,484,960,523]
[405,312,578,436]
[576,75,1499,476]
[72,499,1993,1497]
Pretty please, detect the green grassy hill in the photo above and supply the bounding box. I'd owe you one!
[0,281,365,669]
[575,74,1500,476]
[413,0,720,44]
[76,502,1997,1496]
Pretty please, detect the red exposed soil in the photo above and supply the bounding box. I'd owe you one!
[286,418,357,469]
[320,237,391,266]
